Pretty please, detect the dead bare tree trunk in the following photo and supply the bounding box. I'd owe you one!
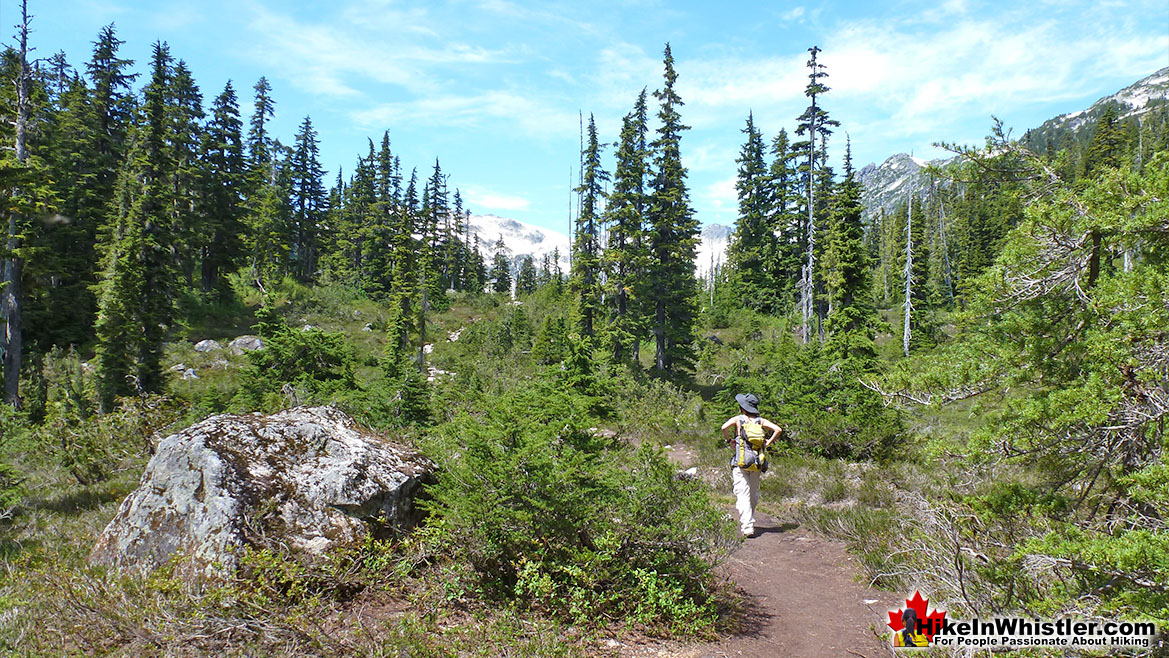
[2,0,32,408]
[902,196,914,358]
[801,103,816,344]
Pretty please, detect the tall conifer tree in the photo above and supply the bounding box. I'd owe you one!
[199,81,246,300]
[571,114,608,338]
[289,116,326,283]
[95,42,178,408]
[823,141,877,362]
[793,46,839,342]
[727,112,775,311]
[604,90,650,364]
[646,44,700,375]
[767,128,802,310]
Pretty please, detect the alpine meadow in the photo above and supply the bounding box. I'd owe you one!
[2,1,1169,656]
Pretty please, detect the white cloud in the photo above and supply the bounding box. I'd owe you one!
[688,141,740,173]
[352,89,578,138]
[673,4,1169,161]
[780,6,805,21]
[590,42,661,111]
[463,185,531,212]
[705,175,738,215]
[243,0,517,98]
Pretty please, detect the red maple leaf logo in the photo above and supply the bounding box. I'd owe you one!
[887,591,947,642]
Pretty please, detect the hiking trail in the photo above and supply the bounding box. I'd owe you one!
[613,445,900,658]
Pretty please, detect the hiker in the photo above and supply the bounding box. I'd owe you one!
[893,607,929,647]
[720,393,781,538]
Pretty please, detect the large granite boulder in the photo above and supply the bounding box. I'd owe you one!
[90,406,434,578]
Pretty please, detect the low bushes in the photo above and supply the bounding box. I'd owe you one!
[417,384,737,635]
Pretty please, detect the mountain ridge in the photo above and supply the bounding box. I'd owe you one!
[857,65,1169,220]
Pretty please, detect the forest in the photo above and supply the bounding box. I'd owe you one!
[2,2,1169,655]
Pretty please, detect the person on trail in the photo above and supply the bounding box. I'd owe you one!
[893,607,929,647]
[720,393,781,538]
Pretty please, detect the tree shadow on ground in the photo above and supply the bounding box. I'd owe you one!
[753,521,799,536]
[30,484,122,516]
[715,588,774,638]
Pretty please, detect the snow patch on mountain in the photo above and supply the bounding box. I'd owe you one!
[468,213,730,281]
[469,214,570,268]
[1050,66,1169,130]
[697,224,732,280]
[857,153,950,221]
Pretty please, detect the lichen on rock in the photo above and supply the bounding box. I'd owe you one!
[90,406,434,579]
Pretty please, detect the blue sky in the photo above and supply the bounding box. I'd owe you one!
[20,0,1169,234]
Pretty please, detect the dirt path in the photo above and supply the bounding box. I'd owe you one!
[619,448,900,658]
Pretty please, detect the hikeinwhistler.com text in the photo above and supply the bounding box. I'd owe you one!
[923,617,1158,649]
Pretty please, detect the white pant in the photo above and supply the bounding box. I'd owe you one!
[731,467,761,535]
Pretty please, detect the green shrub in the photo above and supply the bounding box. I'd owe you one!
[722,333,903,460]
[418,384,736,635]
[0,405,26,520]
[36,394,185,485]
[235,306,357,408]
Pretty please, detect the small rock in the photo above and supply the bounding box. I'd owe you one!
[423,343,434,355]
[228,335,263,355]
[676,467,699,481]
[210,359,229,370]
[426,366,455,382]
[705,334,723,345]
[302,324,315,332]
[169,363,187,373]
[362,323,373,332]
[181,368,199,380]
[448,329,462,342]
[194,339,222,353]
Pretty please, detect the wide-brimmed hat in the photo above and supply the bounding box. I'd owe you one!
[735,393,759,414]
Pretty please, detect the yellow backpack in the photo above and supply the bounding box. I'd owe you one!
[733,416,769,472]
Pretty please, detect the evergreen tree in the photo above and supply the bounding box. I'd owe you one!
[243,79,286,290]
[166,60,204,286]
[247,76,274,173]
[899,194,932,354]
[727,112,775,311]
[570,114,608,337]
[516,255,537,295]
[36,63,99,350]
[289,116,327,283]
[646,44,700,376]
[823,141,877,363]
[1084,104,1127,176]
[767,128,802,312]
[94,42,177,408]
[245,140,292,290]
[85,24,137,208]
[423,158,450,302]
[199,80,246,300]
[489,237,511,294]
[793,46,839,343]
[468,234,488,292]
[604,89,649,364]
